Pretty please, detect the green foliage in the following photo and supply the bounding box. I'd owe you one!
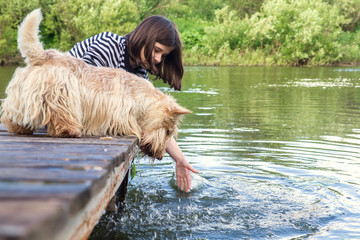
[338,30,360,63]
[173,18,208,50]
[39,0,139,50]
[0,0,359,66]
[224,0,264,18]
[0,0,40,64]
[184,0,360,66]
[245,0,346,65]
[131,162,136,180]
[325,0,360,31]
[164,0,224,20]
[205,6,245,51]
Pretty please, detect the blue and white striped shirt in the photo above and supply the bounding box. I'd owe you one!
[68,32,148,79]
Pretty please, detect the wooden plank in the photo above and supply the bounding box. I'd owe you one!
[0,182,91,217]
[0,199,67,240]
[56,146,137,240]
[0,123,139,240]
[0,144,128,170]
[0,167,107,182]
[0,142,127,156]
[0,138,135,148]
[0,182,91,201]
[0,140,132,168]
[0,131,136,146]
[0,158,112,170]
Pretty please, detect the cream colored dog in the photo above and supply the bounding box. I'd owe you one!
[0,9,190,160]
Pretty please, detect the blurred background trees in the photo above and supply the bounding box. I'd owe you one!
[0,0,359,66]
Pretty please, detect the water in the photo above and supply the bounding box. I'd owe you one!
[1,66,360,239]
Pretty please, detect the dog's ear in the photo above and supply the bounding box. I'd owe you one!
[169,105,192,115]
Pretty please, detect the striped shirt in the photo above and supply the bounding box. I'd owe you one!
[68,32,148,79]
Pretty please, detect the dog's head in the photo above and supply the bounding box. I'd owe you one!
[139,100,191,160]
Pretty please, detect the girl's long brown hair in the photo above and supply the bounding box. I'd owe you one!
[126,15,183,91]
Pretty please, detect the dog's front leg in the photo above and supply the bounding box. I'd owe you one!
[46,111,82,138]
[2,118,34,135]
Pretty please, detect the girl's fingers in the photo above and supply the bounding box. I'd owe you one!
[181,178,185,191]
[189,165,199,174]
[187,176,192,192]
[177,176,180,190]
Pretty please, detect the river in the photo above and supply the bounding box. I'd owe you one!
[1,66,360,239]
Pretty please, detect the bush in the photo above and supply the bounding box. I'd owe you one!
[41,0,139,50]
[0,0,40,64]
[245,0,347,65]
[183,0,354,66]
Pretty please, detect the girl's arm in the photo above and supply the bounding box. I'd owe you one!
[166,137,199,192]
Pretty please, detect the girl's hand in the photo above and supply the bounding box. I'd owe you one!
[175,158,199,192]
[166,137,199,192]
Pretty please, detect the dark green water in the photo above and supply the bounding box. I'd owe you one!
[1,66,360,239]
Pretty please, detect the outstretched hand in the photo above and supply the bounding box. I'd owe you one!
[176,158,199,192]
[166,137,199,192]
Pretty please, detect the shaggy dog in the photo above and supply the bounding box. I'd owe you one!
[0,9,191,160]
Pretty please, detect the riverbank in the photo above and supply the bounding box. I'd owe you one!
[2,53,360,68]
[183,52,360,67]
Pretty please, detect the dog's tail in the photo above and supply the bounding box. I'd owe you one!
[18,9,45,65]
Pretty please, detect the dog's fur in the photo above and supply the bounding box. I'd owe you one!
[0,9,191,160]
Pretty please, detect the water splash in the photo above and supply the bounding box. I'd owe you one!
[169,173,210,192]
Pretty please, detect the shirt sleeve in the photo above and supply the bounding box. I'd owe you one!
[68,32,121,68]
[135,68,149,80]
[69,32,149,80]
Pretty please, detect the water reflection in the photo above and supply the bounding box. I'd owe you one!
[92,67,360,239]
[0,66,17,99]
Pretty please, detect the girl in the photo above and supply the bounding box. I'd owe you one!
[69,15,198,192]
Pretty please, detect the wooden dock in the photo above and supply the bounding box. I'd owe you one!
[0,124,138,240]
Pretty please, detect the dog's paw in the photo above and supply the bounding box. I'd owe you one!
[50,128,81,138]
[3,121,34,135]
[16,128,34,135]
